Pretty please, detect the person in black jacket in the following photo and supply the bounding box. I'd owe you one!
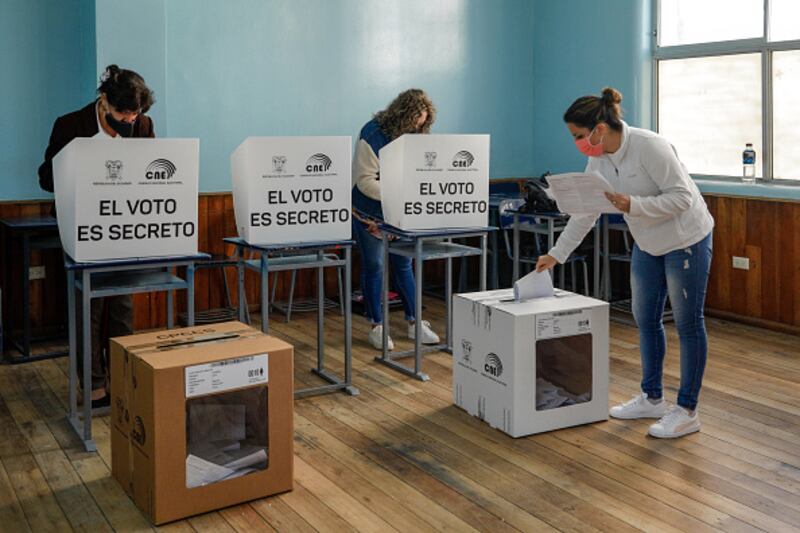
[39,65,155,407]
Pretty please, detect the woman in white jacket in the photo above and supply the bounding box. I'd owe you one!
[536,88,714,439]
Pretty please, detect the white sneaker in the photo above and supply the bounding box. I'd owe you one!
[609,393,667,420]
[368,325,394,351]
[408,320,440,345]
[649,405,700,439]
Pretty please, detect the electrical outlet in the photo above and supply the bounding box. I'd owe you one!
[732,256,750,270]
[29,266,46,280]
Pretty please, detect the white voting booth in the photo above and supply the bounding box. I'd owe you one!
[231,136,352,244]
[453,288,609,438]
[379,134,490,230]
[53,138,199,262]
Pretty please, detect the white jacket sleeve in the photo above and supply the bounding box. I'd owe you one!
[547,213,598,264]
[352,139,382,201]
[628,137,694,218]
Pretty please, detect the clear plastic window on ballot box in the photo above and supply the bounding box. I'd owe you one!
[185,387,269,489]
[535,334,593,411]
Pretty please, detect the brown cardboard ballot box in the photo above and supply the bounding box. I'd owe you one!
[110,321,293,525]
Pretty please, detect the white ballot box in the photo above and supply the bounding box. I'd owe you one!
[231,136,352,245]
[453,289,609,438]
[379,134,490,230]
[53,138,199,262]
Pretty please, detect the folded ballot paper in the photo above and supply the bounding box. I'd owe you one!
[513,270,554,301]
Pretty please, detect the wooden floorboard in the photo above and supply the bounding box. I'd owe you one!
[1,299,799,532]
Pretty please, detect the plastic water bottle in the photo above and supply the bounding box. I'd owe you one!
[742,143,756,183]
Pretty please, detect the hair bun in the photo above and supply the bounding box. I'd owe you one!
[601,87,622,106]
[100,64,120,83]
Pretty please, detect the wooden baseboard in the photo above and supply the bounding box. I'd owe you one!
[705,309,800,336]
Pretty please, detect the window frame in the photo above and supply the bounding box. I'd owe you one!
[653,0,800,184]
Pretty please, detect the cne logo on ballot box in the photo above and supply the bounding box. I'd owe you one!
[231,136,352,245]
[53,138,199,262]
[379,134,490,230]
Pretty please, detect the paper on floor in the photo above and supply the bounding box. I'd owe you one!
[513,270,554,301]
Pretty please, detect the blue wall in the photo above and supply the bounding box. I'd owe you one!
[1,0,657,199]
[0,0,96,200]
[161,0,535,191]
[531,0,653,175]
[95,0,167,136]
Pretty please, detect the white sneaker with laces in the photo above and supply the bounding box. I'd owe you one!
[368,325,394,351]
[649,405,700,439]
[609,393,667,420]
[408,320,440,344]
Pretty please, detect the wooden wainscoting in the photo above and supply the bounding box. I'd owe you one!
[703,194,800,332]
[2,188,799,340]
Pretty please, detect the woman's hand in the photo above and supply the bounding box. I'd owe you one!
[605,192,631,213]
[365,219,383,239]
[535,254,558,272]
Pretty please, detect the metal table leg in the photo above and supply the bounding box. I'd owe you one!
[260,254,269,334]
[445,245,452,354]
[512,213,520,282]
[480,234,488,292]
[237,245,247,323]
[187,263,196,327]
[593,220,601,298]
[413,238,424,378]
[343,247,358,395]
[316,251,324,371]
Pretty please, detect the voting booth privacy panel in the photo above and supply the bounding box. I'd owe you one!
[231,136,352,245]
[453,289,609,438]
[379,134,490,230]
[53,138,199,262]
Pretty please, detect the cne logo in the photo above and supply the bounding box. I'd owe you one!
[424,151,437,168]
[484,352,503,377]
[305,153,332,173]
[272,155,287,173]
[131,416,146,446]
[145,159,177,180]
[452,150,475,168]
[105,160,123,180]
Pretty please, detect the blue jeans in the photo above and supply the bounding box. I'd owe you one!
[631,232,712,411]
[353,218,417,325]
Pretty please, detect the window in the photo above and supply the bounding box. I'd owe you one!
[656,0,800,181]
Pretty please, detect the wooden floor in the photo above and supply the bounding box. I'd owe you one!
[1,300,799,532]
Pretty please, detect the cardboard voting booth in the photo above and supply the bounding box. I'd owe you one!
[231,136,352,245]
[53,138,199,262]
[110,322,294,524]
[453,289,609,438]
[379,134,490,230]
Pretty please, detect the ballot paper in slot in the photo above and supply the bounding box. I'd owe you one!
[185,387,269,489]
[513,270,554,301]
[544,172,622,215]
[379,134,490,230]
[231,136,352,245]
[52,137,199,262]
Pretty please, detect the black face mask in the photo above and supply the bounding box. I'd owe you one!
[105,113,135,138]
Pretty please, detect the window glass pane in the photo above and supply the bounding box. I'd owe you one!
[769,0,800,42]
[658,54,762,177]
[773,51,800,180]
[659,0,763,46]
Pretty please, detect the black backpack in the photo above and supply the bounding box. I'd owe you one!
[521,172,558,214]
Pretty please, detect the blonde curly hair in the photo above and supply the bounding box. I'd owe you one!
[374,89,436,140]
